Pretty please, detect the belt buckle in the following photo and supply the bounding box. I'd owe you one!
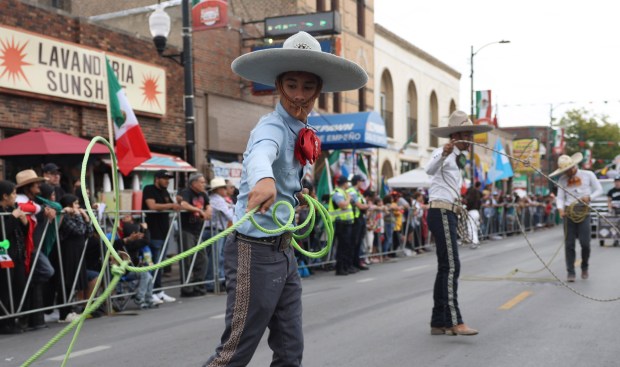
[278,232,292,252]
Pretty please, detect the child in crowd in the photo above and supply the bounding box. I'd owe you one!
[57,194,93,323]
[113,215,161,309]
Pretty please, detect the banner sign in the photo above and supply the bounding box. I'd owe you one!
[475,90,492,125]
[192,0,229,31]
[512,139,540,172]
[210,159,242,188]
[0,25,166,115]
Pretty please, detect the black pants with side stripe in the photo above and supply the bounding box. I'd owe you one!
[428,208,464,328]
[204,234,303,367]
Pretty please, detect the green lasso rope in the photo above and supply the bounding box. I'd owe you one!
[21,136,333,366]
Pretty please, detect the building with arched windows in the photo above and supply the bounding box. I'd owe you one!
[374,24,461,181]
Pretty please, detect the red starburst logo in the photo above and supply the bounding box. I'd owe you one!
[0,37,31,85]
[141,73,162,109]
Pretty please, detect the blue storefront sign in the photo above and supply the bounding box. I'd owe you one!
[308,111,388,150]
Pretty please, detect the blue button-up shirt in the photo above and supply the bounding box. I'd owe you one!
[234,102,307,237]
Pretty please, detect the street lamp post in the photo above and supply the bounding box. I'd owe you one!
[469,40,510,186]
[149,0,196,167]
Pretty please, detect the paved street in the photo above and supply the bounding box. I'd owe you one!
[2,226,620,367]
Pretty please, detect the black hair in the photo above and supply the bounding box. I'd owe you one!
[60,194,79,208]
[39,183,55,200]
[0,180,16,200]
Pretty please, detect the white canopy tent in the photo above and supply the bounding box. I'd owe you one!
[387,167,432,189]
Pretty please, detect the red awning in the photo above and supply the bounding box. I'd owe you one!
[0,128,110,156]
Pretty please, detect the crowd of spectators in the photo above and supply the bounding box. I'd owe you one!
[0,162,563,334]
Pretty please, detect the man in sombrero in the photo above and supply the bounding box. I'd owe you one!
[550,152,602,282]
[203,31,367,367]
[424,110,492,336]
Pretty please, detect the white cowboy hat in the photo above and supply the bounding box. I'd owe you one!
[209,177,229,191]
[231,31,368,93]
[15,169,48,188]
[430,110,494,138]
[549,152,583,177]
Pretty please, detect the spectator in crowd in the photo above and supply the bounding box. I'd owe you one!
[15,169,55,330]
[382,195,396,258]
[141,169,180,304]
[362,190,376,264]
[463,181,482,248]
[608,176,620,246]
[113,216,161,309]
[347,174,370,271]
[411,191,426,255]
[57,194,93,323]
[425,110,491,336]
[224,179,238,205]
[551,153,603,282]
[330,176,356,275]
[0,180,29,334]
[204,177,234,292]
[178,173,211,297]
[42,163,65,202]
[371,197,387,262]
[504,194,517,234]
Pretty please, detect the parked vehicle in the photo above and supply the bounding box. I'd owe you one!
[591,179,617,246]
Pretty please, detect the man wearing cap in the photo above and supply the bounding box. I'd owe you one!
[178,173,211,297]
[330,175,356,275]
[204,31,366,366]
[42,163,65,202]
[141,169,181,303]
[551,153,603,281]
[204,177,234,292]
[424,110,493,336]
[347,174,370,270]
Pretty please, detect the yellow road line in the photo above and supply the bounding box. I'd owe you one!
[499,291,533,310]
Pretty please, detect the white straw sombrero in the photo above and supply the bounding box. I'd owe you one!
[549,152,583,177]
[430,110,494,138]
[231,31,368,93]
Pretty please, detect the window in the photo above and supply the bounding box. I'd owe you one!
[331,0,339,11]
[319,93,327,110]
[356,0,365,37]
[333,92,341,113]
[316,0,326,11]
[358,87,366,112]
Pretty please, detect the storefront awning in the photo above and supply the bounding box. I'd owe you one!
[308,111,388,150]
[103,152,196,173]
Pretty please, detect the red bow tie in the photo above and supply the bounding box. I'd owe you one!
[294,128,321,166]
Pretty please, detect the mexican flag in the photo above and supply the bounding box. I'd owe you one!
[475,90,492,124]
[106,57,152,176]
[316,150,339,201]
[354,154,370,191]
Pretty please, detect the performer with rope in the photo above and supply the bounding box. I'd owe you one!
[550,153,603,282]
[203,31,367,367]
[425,110,492,336]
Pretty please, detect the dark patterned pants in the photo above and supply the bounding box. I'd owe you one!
[204,233,303,367]
[428,208,464,328]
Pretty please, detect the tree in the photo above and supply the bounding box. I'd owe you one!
[559,108,620,171]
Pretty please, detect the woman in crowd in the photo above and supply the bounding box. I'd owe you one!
[0,180,28,334]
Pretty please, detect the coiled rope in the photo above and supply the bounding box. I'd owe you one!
[20,136,333,366]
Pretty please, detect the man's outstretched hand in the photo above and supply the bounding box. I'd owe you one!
[247,178,277,214]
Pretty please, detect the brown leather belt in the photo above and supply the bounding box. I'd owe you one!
[235,231,292,252]
[429,201,465,215]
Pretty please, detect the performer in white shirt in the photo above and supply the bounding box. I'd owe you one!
[550,153,603,282]
[424,110,492,336]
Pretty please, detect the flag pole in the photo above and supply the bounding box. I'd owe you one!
[325,157,333,193]
[102,54,115,151]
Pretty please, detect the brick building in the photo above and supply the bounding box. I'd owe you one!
[0,0,185,191]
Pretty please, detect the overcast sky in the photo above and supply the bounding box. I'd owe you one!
[374,0,620,127]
